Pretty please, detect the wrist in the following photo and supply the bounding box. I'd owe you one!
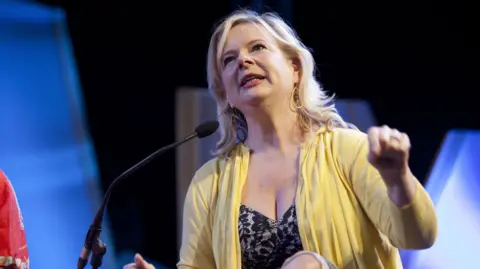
[380,166,418,206]
[379,165,409,187]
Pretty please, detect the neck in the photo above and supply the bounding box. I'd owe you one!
[243,104,304,154]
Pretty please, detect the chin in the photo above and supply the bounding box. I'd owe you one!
[241,86,272,105]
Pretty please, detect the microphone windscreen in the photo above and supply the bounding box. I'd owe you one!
[195,120,219,138]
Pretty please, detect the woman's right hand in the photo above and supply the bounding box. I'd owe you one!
[122,253,156,269]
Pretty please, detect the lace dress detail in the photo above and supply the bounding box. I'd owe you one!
[238,204,303,269]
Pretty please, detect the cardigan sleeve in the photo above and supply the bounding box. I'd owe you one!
[177,163,216,269]
[334,128,438,250]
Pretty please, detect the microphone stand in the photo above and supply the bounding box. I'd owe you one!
[78,132,199,269]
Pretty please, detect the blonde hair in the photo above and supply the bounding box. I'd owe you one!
[207,9,355,157]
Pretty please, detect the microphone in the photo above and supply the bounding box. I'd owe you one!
[77,120,219,269]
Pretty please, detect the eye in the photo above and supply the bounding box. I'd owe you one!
[222,56,235,67]
[252,43,267,51]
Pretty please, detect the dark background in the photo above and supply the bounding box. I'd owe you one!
[36,0,479,267]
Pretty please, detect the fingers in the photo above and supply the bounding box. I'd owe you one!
[123,263,137,269]
[382,126,400,151]
[367,127,381,155]
[399,131,411,150]
[135,254,155,269]
[368,125,410,157]
[124,254,155,269]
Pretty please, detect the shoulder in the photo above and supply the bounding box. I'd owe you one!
[313,127,372,182]
[189,144,244,196]
[189,158,220,191]
[324,127,369,155]
[0,169,7,182]
[188,153,230,201]
[191,144,243,184]
[0,169,17,199]
[192,152,230,182]
[314,127,370,168]
[0,169,10,195]
[193,158,219,180]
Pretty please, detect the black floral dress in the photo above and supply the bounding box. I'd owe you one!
[238,204,303,269]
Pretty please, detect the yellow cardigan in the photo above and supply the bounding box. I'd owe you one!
[177,127,438,269]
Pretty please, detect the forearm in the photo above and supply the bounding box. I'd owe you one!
[382,170,438,249]
[382,168,417,207]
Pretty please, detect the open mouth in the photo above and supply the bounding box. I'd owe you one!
[240,75,266,88]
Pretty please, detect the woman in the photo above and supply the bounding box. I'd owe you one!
[0,170,29,269]
[124,9,437,269]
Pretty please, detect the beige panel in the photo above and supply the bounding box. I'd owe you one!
[175,87,201,250]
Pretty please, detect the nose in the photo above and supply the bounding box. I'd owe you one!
[237,54,254,69]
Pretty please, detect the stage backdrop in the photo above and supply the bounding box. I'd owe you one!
[0,2,116,268]
[400,130,480,269]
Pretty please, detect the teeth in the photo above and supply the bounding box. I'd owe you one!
[243,76,262,85]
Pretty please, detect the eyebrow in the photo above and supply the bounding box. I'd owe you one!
[222,38,266,60]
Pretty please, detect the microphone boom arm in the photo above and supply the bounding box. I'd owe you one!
[77,132,200,269]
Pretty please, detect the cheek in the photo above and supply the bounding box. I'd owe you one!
[221,65,237,81]
[261,55,288,77]
[221,71,238,95]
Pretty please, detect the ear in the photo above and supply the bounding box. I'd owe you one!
[291,58,300,84]
[226,100,234,109]
[223,92,231,107]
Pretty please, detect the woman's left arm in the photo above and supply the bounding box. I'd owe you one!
[337,127,438,250]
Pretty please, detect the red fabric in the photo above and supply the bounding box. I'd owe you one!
[0,170,29,268]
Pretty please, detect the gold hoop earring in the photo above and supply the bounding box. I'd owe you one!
[291,87,303,109]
